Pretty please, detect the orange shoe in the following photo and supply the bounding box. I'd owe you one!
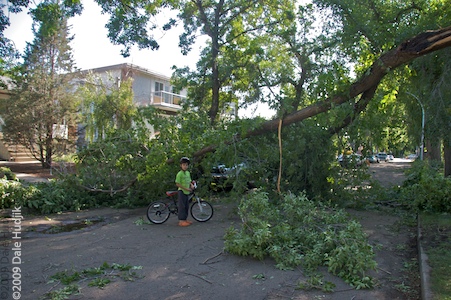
[178,220,191,227]
[186,220,193,224]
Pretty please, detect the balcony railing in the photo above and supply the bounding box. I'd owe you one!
[152,91,185,108]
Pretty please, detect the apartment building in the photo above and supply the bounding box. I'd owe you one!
[81,63,186,114]
[76,63,188,143]
[0,64,187,160]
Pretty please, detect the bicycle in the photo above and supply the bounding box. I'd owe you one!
[146,181,214,224]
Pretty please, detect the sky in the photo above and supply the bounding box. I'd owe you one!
[4,0,199,77]
[3,0,275,118]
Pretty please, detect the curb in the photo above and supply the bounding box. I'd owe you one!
[417,214,433,300]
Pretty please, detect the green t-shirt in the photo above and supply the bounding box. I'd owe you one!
[175,170,192,195]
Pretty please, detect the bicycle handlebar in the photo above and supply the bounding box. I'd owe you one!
[191,180,197,190]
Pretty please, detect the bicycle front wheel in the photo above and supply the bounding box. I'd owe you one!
[147,201,170,224]
[190,200,213,222]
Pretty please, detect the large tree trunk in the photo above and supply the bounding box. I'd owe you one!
[425,139,441,161]
[196,0,223,125]
[444,140,451,177]
[190,26,451,160]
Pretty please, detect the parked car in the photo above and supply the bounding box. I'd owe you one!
[406,154,418,161]
[386,154,394,161]
[376,152,388,162]
[338,153,364,167]
[209,163,256,191]
[365,155,380,163]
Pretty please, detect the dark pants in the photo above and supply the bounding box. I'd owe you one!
[178,190,189,220]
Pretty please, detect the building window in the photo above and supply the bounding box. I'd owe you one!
[155,81,172,103]
[155,82,164,93]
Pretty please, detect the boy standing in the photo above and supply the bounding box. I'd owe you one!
[175,157,194,227]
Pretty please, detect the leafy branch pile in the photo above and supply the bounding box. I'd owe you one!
[224,191,376,289]
[45,262,143,300]
[0,177,132,214]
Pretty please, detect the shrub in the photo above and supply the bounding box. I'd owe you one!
[224,191,377,289]
[0,179,35,209]
[0,167,16,180]
[400,160,451,213]
[401,177,451,213]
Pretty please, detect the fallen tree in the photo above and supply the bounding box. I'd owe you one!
[190,26,451,161]
[77,26,451,193]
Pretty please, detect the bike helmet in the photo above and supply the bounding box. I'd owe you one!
[180,157,190,164]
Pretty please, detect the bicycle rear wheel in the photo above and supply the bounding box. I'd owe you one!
[147,201,170,224]
[190,200,213,222]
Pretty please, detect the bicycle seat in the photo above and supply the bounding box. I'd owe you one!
[166,191,178,197]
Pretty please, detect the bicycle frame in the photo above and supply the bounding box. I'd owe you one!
[165,189,203,213]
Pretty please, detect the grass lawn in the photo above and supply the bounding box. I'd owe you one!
[420,213,451,300]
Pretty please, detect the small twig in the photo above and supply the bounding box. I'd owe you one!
[180,271,213,284]
[378,267,392,275]
[90,236,106,244]
[45,280,61,294]
[202,250,224,264]
[334,287,358,293]
[43,263,62,271]
[77,276,91,284]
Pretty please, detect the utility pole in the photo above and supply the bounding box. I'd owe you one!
[407,92,425,161]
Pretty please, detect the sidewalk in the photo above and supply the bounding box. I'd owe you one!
[13,172,50,183]
[0,160,52,183]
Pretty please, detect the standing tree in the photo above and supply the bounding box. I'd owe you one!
[96,0,297,125]
[405,49,451,176]
[1,1,80,168]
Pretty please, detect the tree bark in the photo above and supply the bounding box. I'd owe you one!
[444,140,451,177]
[425,139,441,161]
[196,0,223,125]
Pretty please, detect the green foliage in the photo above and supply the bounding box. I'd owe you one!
[278,121,335,198]
[45,284,80,300]
[19,177,100,214]
[0,179,31,209]
[88,277,111,288]
[327,163,381,209]
[75,77,180,199]
[405,49,451,158]
[204,119,335,197]
[46,262,143,299]
[400,160,451,213]
[78,75,137,141]
[224,191,377,289]
[75,104,218,199]
[0,167,16,180]
[0,174,149,213]
[297,274,336,292]
[76,129,148,193]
